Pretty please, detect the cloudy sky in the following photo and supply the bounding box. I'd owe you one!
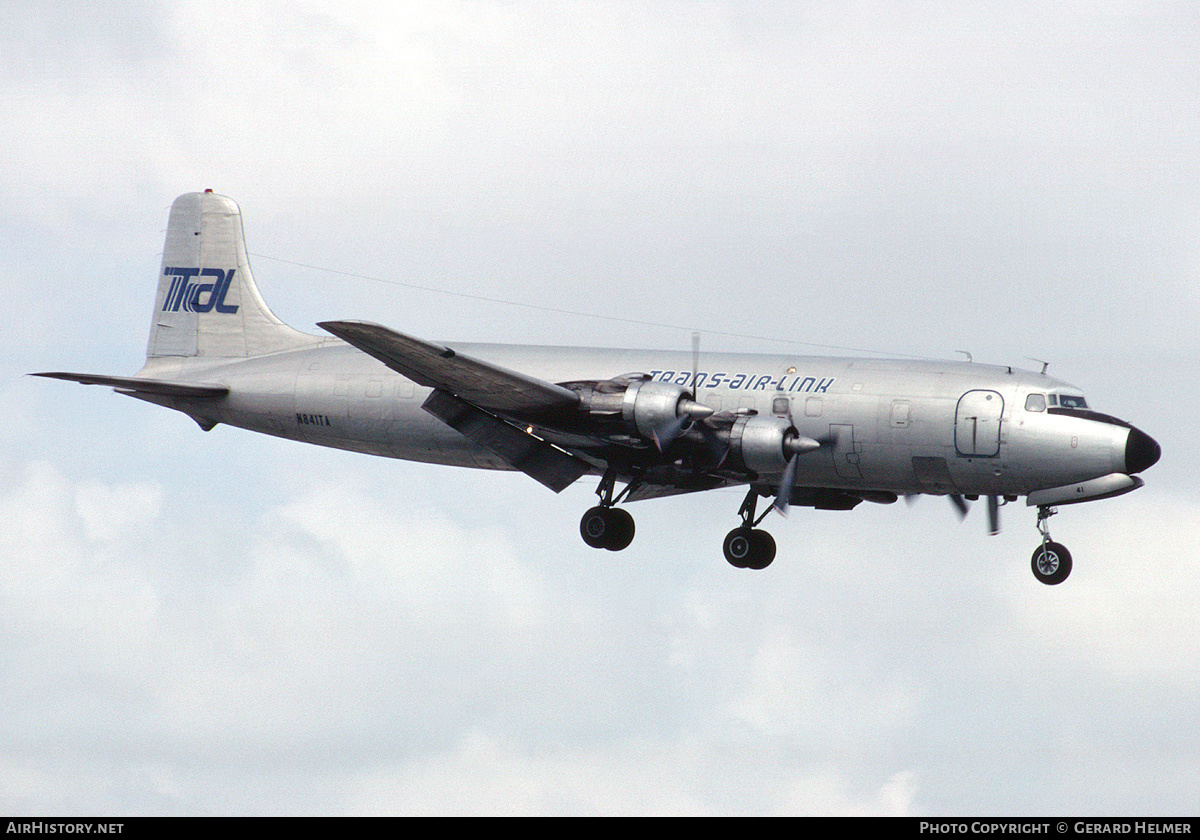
[3,0,1199,816]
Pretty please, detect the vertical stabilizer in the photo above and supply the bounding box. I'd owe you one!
[148,191,316,358]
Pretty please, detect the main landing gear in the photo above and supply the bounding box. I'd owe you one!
[580,505,635,551]
[579,469,635,551]
[578,474,778,569]
[722,487,776,570]
[1031,506,1072,585]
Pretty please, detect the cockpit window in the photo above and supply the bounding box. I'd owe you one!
[1025,393,1046,412]
[1058,394,1088,409]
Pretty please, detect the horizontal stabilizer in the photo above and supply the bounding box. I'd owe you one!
[32,372,229,399]
[318,320,579,416]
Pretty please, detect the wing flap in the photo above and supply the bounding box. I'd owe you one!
[32,372,229,398]
[423,390,591,492]
[318,320,579,415]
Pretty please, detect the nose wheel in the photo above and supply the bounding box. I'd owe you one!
[1032,506,1072,585]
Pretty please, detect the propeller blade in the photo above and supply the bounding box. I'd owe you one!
[692,331,700,391]
[773,453,800,516]
[652,413,689,452]
[987,495,1000,535]
[697,421,730,467]
[949,494,970,520]
[652,398,714,452]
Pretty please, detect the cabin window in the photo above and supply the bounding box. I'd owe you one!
[1025,393,1046,412]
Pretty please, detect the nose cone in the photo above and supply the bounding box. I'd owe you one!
[1126,426,1161,474]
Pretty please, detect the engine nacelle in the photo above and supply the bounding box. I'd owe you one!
[728,414,796,475]
[622,379,694,439]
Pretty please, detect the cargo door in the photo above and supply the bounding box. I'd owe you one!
[955,390,1003,457]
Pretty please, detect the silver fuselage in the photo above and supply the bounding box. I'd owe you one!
[136,342,1133,499]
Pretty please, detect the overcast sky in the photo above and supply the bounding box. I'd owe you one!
[3,0,1199,816]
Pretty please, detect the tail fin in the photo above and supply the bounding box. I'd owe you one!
[148,191,316,358]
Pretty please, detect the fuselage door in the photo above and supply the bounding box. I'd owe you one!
[955,390,1003,457]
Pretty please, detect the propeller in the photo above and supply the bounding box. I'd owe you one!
[950,493,970,520]
[947,493,1001,535]
[771,412,824,516]
[771,435,823,516]
[694,416,732,468]
[651,397,714,451]
[653,332,715,452]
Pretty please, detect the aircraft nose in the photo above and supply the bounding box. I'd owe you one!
[1125,426,1161,474]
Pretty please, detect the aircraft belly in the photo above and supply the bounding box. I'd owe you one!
[384,395,506,468]
[210,367,300,441]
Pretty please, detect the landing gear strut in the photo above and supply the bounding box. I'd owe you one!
[580,468,636,551]
[1031,506,1072,585]
[723,487,776,570]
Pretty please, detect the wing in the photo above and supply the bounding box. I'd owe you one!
[319,320,592,492]
[317,321,765,501]
[317,320,579,416]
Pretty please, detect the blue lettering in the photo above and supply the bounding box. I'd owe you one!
[190,268,220,313]
[162,267,198,311]
[214,268,239,314]
[161,267,239,314]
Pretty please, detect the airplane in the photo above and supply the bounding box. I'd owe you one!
[35,191,1161,584]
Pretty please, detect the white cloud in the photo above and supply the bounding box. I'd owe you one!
[346,729,917,816]
[1010,490,1200,686]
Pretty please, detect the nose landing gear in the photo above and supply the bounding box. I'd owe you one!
[1031,506,1072,585]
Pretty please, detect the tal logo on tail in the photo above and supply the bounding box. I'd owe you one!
[161,267,240,314]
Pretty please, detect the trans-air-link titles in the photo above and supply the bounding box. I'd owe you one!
[651,370,834,393]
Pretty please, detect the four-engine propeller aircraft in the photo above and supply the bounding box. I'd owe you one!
[36,191,1161,583]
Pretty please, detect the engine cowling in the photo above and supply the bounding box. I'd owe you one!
[727,414,821,475]
[621,379,696,439]
[729,414,795,474]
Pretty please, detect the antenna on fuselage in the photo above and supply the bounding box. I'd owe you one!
[1027,357,1051,375]
[956,350,973,363]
